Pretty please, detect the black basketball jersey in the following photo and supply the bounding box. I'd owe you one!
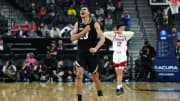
[77,19,97,51]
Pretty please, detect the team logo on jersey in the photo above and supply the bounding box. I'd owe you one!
[79,27,84,31]
[115,36,124,41]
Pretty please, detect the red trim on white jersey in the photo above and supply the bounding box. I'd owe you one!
[112,33,116,43]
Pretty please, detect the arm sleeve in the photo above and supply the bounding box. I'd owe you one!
[103,31,115,41]
[123,31,134,40]
[124,31,134,35]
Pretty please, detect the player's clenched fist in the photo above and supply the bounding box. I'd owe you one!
[89,48,97,54]
[83,25,91,33]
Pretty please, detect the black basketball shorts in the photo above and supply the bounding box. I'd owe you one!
[76,51,100,74]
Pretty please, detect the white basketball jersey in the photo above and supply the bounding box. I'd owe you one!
[104,31,134,53]
[104,31,134,64]
[112,31,127,54]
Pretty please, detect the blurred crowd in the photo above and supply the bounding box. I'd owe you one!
[1,0,153,83]
[0,52,117,83]
[0,37,118,82]
[8,0,132,38]
[10,21,74,39]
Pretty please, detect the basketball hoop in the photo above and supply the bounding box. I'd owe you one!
[168,0,180,14]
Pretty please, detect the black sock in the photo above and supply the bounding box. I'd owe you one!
[98,90,103,96]
[77,94,82,101]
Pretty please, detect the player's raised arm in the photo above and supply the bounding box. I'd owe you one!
[125,31,134,41]
[94,22,105,51]
[104,31,115,41]
[71,22,90,42]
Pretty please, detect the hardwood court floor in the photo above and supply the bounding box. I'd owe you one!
[0,82,180,101]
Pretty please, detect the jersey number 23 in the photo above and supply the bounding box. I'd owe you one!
[80,32,89,40]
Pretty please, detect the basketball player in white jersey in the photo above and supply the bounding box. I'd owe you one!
[104,25,134,95]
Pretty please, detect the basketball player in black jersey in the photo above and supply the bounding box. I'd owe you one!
[71,5,105,101]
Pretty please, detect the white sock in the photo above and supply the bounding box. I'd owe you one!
[117,84,122,89]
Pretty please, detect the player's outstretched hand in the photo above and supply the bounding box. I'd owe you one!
[84,25,91,33]
[89,48,97,54]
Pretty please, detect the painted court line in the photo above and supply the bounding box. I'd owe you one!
[134,89,180,93]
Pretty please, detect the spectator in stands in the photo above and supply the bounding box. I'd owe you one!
[39,6,47,22]
[115,0,123,14]
[2,60,17,81]
[67,5,77,16]
[100,59,115,81]
[172,28,179,46]
[30,3,38,20]
[57,40,63,51]
[172,28,178,38]
[31,21,38,32]
[27,29,38,38]
[41,25,50,38]
[37,64,47,81]
[96,7,105,17]
[37,26,43,37]
[107,0,116,15]
[61,29,71,38]
[48,12,57,26]
[115,0,123,21]
[46,0,55,5]
[63,0,73,7]
[154,10,163,27]
[40,6,47,16]
[63,59,74,82]
[122,11,131,30]
[140,41,156,81]
[104,19,113,31]
[22,21,29,35]
[47,41,58,58]
[25,53,38,67]
[138,47,155,81]
[11,22,20,37]
[79,0,88,5]
[20,61,34,82]
[0,39,9,51]
[105,15,113,25]
[53,60,66,82]
[47,4,56,14]
[52,59,74,82]
[38,23,45,37]
[50,25,61,38]
[16,26,25,38]
[142,41,156,60]
[40,22,45,29]
[44,53,57,82]
[60,24,74,36]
